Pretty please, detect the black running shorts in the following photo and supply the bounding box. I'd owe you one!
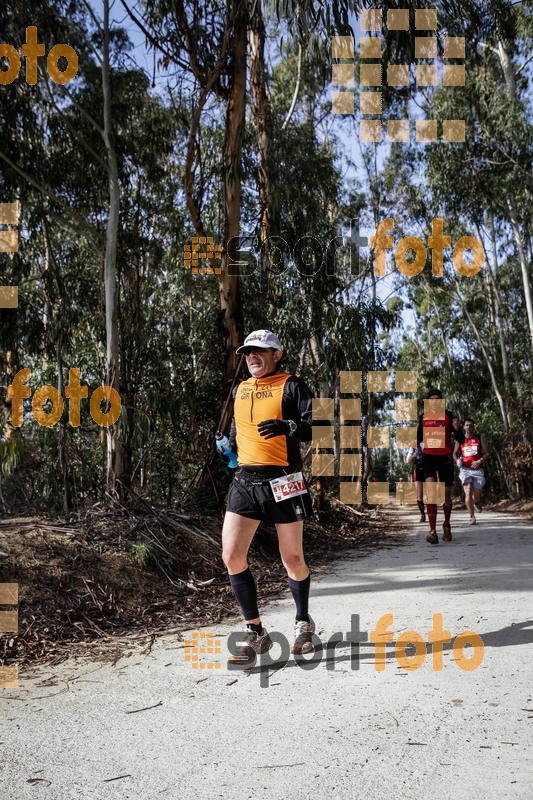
[226,469,313,524]
[413,465,425,482]
[421,453,454,487]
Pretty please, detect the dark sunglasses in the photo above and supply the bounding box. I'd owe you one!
[242,347,266,356]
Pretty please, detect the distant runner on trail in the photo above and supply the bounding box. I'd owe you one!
[219,330,315,666]
[417,388,464,545]
[406,445,426,523]
[454,417,489,526]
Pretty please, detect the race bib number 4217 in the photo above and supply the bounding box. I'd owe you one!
[269,472,308,503]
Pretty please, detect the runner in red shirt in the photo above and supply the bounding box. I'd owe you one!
[454,418,489,526]
[417,389,464,544]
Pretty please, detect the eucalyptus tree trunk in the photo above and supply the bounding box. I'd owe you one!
[496,38,533,350]
[453,288,510,433]
[56,338,72,512]
[362,145,380,489]
[174,0,247,388]
[485,216,509,381]
[102,0,124,495]
[248,0,270,267]
[507,196,533,351]
[220,6,247,384]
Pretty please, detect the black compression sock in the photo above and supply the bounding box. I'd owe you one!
[288,573,311,622]
[417,500,425,514]
[228,567,259,621]
[246,622,263,635]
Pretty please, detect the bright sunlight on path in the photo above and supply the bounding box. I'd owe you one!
[1,509,532,800]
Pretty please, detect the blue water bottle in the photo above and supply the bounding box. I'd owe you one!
[215,432,238,469]
[458,456,463,471]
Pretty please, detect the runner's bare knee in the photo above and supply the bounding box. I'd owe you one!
[280,550,304,572]
[221,514,257,571]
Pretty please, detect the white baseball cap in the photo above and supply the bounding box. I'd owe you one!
[236,329,283,353]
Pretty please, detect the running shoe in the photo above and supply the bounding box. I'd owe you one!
[419,513,426,523]
[426,531,439,544]
[443,524,452,541]
[227,627,273,667]
[469,516,477,526]
[474,502,483,513]
[291,616,316,655]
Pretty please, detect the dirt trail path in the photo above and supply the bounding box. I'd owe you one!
[1,508,532,800]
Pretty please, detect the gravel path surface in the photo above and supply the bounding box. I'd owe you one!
[1,508,532,800]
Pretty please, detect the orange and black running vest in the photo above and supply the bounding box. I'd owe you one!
[231,371,312,468]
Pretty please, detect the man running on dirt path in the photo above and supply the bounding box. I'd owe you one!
[220,330,315,666]
[454,417,489,526]
[417,389,464,545]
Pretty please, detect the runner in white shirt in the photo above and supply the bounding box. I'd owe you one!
[454,418,490,525]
